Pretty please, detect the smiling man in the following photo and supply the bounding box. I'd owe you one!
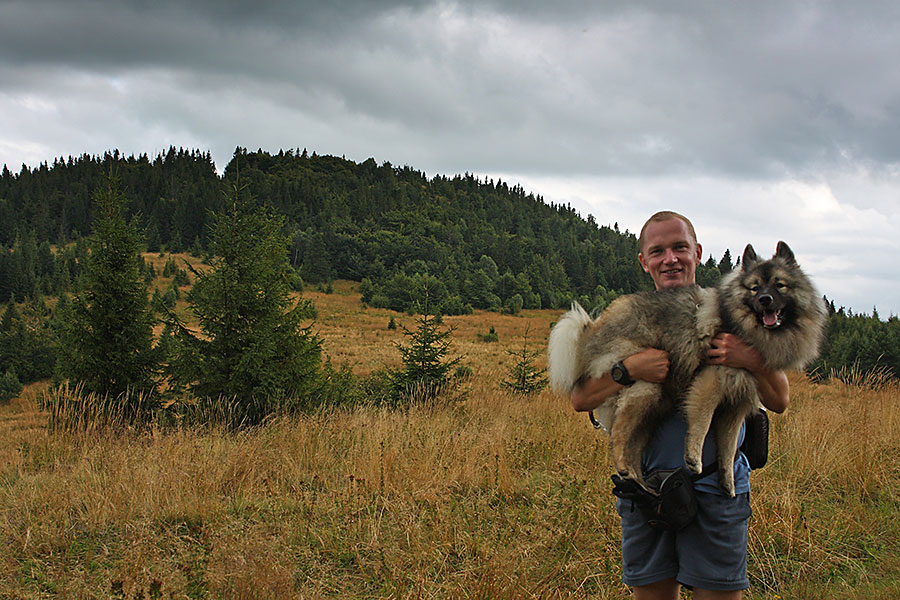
[571,211,788,600]
[638,215,702,289]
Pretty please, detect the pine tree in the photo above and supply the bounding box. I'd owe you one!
[389,284,461,405]
[0,367,22,404]
[717,249,734,274]
[55,175,158,401]
[501,327,548,395]
[167,187,322,423]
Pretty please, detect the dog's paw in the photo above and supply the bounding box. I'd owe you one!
[718,469,736,497]
[683,453,703,475]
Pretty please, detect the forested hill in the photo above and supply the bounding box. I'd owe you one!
[3,147,899,378]
[0,148,649,312]
[0,146,682,313]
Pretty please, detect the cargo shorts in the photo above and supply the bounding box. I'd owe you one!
[616,491,752,591]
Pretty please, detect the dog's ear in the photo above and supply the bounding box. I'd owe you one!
[775,241,797,266]
[741,244,758,270]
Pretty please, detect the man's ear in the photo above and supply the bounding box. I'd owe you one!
[695,243,703,263]
[638,253,650,273]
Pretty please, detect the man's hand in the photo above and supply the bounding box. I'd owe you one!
[708,332,790,413]
[624,348,670,383]
[707,333,763,371]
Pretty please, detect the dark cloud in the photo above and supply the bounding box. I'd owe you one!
[4,0,900,179]
[3,0,900,313]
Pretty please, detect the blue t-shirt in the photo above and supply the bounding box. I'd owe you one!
[642,412,751,496]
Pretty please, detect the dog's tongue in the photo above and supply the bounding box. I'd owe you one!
[763,311,778,327]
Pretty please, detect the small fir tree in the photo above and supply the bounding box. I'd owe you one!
[501,327,548,395]
[0,367,22,404]
[389,285,461,405]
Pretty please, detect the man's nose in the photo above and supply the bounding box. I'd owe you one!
[663,249,678,263]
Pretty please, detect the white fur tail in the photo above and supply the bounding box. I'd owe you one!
[548,302,593,393]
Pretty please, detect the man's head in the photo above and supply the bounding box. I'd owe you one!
[638,211,702,290]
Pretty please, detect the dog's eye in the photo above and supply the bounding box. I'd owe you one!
[749,285,760,293]
[775,282,786,289]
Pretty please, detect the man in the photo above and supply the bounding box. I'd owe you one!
[571,211,789,600]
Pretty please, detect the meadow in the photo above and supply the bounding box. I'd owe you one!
[0,275,898,599]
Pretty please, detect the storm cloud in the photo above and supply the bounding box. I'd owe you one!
[2,0,899,313]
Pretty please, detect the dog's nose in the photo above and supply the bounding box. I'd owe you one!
[758,294,773,307]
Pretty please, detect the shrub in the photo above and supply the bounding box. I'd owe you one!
[0,367,22,404]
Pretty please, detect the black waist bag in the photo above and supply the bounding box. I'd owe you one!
[612,468,699,531]
[740,408,769,469]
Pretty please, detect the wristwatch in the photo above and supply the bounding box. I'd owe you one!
[611,360,634,386]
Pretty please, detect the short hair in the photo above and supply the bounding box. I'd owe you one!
[638,211,697,253]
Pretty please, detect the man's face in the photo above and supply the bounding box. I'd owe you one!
[638,218,702,290]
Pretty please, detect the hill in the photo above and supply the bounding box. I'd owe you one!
[0,146,680,314]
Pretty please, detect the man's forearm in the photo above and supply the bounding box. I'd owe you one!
[571,373,623,412]
[570,349,670,412]
[753,367,790,413]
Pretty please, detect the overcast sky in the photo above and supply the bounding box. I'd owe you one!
[2,0,899,316]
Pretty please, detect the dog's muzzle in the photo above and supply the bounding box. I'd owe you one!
[757,294,784,328]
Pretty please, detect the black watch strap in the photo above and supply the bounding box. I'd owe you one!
[611,360,634,386]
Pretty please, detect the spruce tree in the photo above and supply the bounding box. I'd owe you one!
[389,285,461,405]
[167,188,322,422]
[501,327,548,395]
[55,177,158,401]
[0,367,22,404]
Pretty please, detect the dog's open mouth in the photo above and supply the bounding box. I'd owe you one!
[762,310,783,328]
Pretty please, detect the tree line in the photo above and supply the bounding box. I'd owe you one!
[1,147,898,406]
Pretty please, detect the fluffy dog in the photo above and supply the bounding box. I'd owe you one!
[548,242,825,495]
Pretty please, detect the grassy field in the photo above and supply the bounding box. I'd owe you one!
[0,274,898,598]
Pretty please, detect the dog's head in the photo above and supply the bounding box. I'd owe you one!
[739,241,801,330]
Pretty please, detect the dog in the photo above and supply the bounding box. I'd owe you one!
[548,242,826,496]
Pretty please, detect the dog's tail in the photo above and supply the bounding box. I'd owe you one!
[548,302,593,393]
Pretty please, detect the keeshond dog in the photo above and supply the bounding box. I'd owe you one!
[548,242,826,496]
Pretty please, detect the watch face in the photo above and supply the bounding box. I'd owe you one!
[612,365,625,382]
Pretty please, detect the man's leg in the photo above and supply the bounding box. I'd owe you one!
[676,492,752,594]
[693,589,742,600]
[633,578,680,600]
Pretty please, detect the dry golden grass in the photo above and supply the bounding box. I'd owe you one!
[304,280,556,378]
[1,283,898,599]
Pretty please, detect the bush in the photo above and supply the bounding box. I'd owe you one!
[477,326,499,343]
[0,368,22,404]
[503,294,524,315]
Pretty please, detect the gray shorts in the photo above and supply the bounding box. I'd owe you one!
[617,491,752,591]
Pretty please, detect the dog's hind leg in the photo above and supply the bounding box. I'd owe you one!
[610,381,663,489]
[682,367,724,475]
[713,402,750,497]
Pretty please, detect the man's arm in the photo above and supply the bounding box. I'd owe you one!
[708,333,790,413]
[571,348,670,412]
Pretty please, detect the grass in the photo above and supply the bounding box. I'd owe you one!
[0,278,898,598]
